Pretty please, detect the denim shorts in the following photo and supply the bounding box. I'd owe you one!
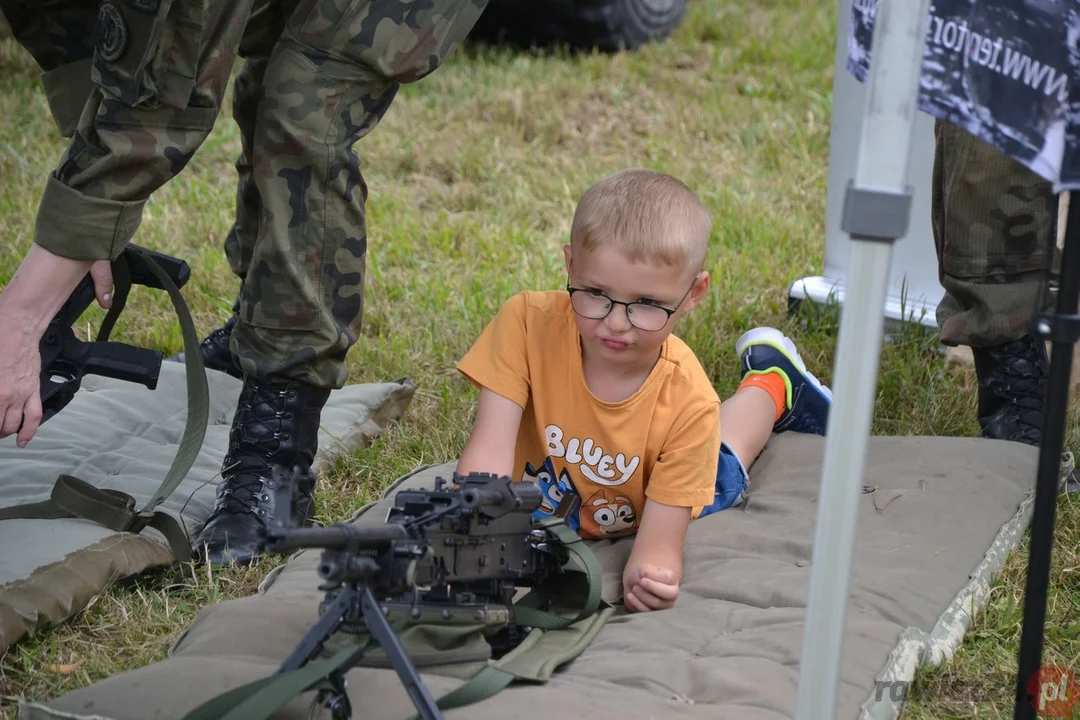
[698,442,749,518]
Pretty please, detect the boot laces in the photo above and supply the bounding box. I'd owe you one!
[216,386,298,516]
[988,340,1046,438]
[214,472,273,517]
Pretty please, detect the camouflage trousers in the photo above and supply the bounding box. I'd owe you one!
[931,118,1060,348]
[3,0,489,389]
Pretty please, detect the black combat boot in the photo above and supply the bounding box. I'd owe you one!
[971,337,1080,493]
[971,335,1048,446]
[170,297,243,380]
[195,375,331,565]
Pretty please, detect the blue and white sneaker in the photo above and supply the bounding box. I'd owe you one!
[736,327,833,436]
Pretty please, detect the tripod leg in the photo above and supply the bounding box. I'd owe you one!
[277,587,353,674]
[359,586,444,720]
[1013,192,1080,719]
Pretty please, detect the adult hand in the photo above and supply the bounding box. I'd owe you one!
[0,309,43,446]
[0,245,96,446]
[622,563,680,612]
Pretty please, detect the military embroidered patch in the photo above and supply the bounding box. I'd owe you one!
[97,2,129,63]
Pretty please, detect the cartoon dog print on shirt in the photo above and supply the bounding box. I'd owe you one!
[524,424,646,539]
[579,488,638,538]
[521,458,580,532]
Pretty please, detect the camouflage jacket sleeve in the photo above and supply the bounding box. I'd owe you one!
[34,173,149,262]
[29,0,246,262]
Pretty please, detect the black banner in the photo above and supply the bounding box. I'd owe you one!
[848,0,1079,190]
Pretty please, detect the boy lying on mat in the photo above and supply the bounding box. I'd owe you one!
[454,168,833,613]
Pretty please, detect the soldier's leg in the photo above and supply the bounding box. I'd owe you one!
[195,0,491,565]
[174,0,302,379]
[931,118,1057,445]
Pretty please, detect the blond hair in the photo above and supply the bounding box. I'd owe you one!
[570,168,711,275]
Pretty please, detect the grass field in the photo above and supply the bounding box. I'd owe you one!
[1,0,1079,717]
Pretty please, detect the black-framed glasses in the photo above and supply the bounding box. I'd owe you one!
[566,275,698,332]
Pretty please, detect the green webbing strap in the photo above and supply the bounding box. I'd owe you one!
[0,247,209,570]
[126,246,210,514]
[405,666,517,720]
[0,475,197,569]
[180,645,364,720]
[512,519,603,629]
[188,651,516,720]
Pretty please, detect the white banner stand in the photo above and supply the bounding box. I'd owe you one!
[788,0,944,331]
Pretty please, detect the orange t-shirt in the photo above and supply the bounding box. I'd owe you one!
[456,290,721,541]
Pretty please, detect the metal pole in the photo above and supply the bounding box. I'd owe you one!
[1013,194,1080,719]
[794,0,931,718]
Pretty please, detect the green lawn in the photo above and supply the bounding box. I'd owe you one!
[1,1,1078,717]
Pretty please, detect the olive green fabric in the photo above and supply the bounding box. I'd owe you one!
[14,433,1052,719]
[0,362,416,654]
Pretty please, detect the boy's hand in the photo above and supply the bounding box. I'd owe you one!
[623,563,680,612]
[621,499,691,613]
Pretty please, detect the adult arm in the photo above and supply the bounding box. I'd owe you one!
[0,245,98,444]
[0,0,250,444]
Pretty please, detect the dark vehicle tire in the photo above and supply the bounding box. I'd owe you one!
[469,0,687,54]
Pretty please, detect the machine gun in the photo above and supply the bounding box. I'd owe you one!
[38,243,191,425]
[255,466,574,720]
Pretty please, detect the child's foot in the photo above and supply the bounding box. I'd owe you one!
[736,327,832,436]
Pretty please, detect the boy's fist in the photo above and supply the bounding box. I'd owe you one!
[623,564,679,613]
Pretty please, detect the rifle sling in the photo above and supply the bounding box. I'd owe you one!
[0,247,209,574]
[411,665,516,715]
[180,645,366,720]
[512,519,603,629]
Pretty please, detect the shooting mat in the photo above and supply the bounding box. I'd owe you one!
[0,361,416,656]
[14,432,1072,720]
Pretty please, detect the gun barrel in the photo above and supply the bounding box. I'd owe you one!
[265,522,411,552]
